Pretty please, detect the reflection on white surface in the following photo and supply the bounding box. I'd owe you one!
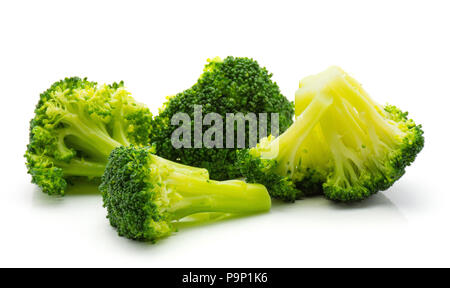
[271,192,407,224]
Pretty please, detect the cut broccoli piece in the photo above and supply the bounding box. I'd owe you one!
[151,56,294,180]
[238,66,424,202]
[25,77,153,196]
[100,146,271,242]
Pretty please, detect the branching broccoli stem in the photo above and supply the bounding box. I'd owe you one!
[25,77,153,196]
[238,93,333,201]
[238,66,424,202]
[101,146,271,242]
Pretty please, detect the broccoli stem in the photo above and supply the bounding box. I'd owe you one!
[55,159,107,177]
[28,154,106,177]
[61,113,122,160]
[327,77,405,158]
[332,76,403,141]
[321,113,360,187]
[269,92,333,175]
[111,93,131,146]
[165,173,271,220]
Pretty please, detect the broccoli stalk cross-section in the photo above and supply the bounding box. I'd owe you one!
[100,146,271,242]
[25,77,152,196]
[238,66,424,202]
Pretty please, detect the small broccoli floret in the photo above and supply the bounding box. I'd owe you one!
[151,56,294,180]
[25,77,152,196]
[100,146,271,242]
[238,66,424,202]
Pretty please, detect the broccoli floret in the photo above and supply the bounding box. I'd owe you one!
[238,66,424,202]
[25,77,153,196]
[151,56,294,180]
[100,146,271,242]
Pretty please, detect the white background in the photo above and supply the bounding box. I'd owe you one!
[0,0,448,268]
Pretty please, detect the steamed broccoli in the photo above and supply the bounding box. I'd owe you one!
[151,56,294,180]
[100,146,271,242]
[238,66,424,202]
[25,77,152,196]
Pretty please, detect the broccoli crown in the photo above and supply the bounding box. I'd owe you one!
[100,145,271,242]
[239,66,424,202]
[151,56,294,180]
[25,77,152,196]
[100,145,173,241]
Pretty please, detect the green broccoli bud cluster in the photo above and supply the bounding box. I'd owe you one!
[150,56,294,181]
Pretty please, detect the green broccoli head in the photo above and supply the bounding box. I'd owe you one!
[151,56,294,180]
[100,145,271,242]
[25,77,152,196]
[239,66,424,202]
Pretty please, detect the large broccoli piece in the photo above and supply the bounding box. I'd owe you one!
[100,146,271,242]
[151,56,294,180]
[238,66,424,202]
[25,77,152,196]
